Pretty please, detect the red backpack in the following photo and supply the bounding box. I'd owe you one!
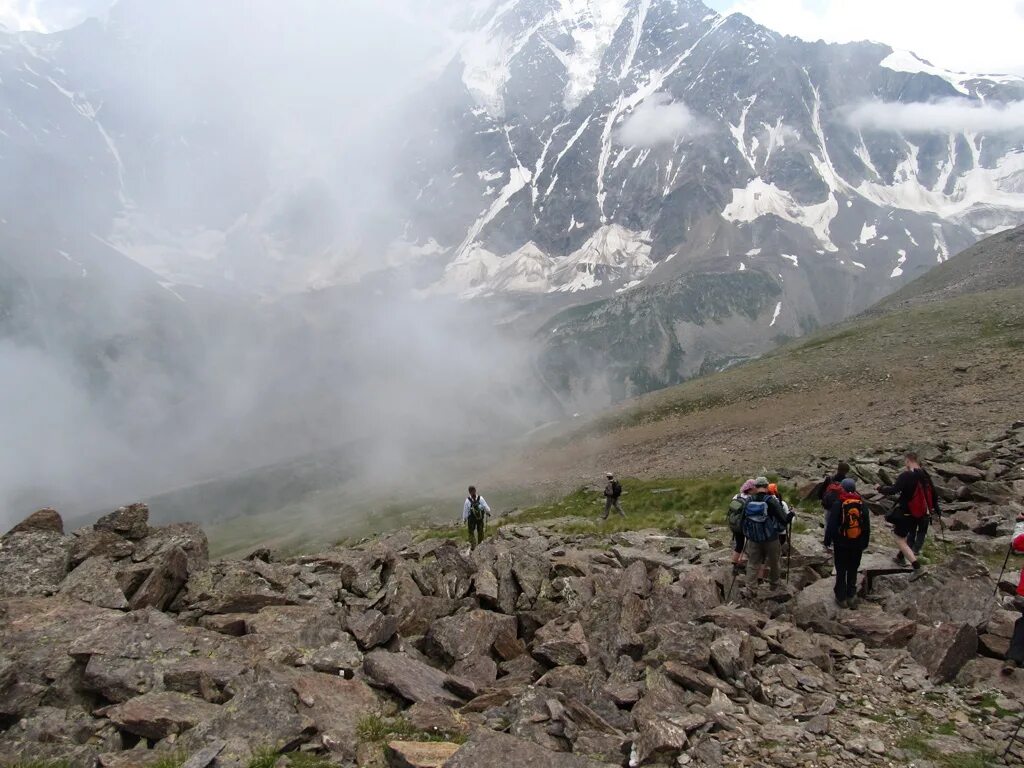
[907,472,935,519]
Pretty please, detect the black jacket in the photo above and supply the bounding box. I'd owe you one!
[879,469,940,515]
[824,493,871,550]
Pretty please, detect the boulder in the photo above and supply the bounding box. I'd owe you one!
[0,705,121,766]
[385,740,461,767]
[175,671,313,767]
[349,609,400,650]
[879,555,996,629]
[838,610,917,648]
[932,463,985,482]
[425,609,518,663]
[444,728,617,767]
[302,636,363,676]
[163,658,246,704]
[363,650,465,706]
[662,661,737,697]
[291,672,380,757]
[95,503,151,540]
[104,691,221,740]
[128,545,189,610]
[908,622,979,683]
[60,556,129,609]
[532,620,589,666]
[71,528,135,565]
[0,528,73,597]
[8,508,64,535]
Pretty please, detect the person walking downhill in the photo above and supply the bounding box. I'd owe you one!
[1003,512,1024,673]
[602,472,625,520]
[462,486,491,550]
[728,479,757,567]
[742,477,793,590]
[823,478,871,608]
[876,452,939,568]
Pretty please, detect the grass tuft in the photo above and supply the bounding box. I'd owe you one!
[355,713,466,745]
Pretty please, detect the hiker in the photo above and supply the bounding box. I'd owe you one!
[728,479,758,565]
[742,477,794,589]
[875,452,939,569]
[1003,513,1024,672]
[602,472,625,520]
[818,461,851,511]
[768,482,794,548]
[823,477,871,608]
[462,486,491,550]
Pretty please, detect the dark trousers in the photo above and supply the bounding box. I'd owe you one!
[1009,617,1024,667]
[833,547,863,601]
[467,517,485,549]
[603,497,624,519]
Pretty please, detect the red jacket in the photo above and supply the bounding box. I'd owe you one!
[1013,520,1024,596]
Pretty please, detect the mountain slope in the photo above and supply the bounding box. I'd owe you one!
[507,224,1024,493]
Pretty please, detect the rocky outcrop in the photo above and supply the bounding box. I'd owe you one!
[2,429,1024,767]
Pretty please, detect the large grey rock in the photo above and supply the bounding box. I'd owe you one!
[349,608,400,650]
[444,728,617,767]
[291,671,380,758]
[0,528,73,597]
[95,503,151,540]
[104,691,221,740]
[908,622,979,683]
[532,619,589,666]
[128,546,189,610]
[71,528,135,565]
[363,650,465,706]
[839,609,917,648]
[386,740,461,767]
[60,556,129,610]
[0,705,121,766]
[8,508,64,535]
[425,609,518,663]
[879,555,996,629]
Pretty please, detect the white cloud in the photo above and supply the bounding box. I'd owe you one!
[711,0,1024,75]
[617,93,706,148]
[847,99,1024,134]
[0,0,111,32]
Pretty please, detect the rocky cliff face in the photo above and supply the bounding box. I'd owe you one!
[3,428,1024,767]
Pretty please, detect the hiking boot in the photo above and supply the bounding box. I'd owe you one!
[847,597,858,610]
[1002,660,1017,677]
[911,560,922,570]
[834,597,849,609]
[894,552,906,566]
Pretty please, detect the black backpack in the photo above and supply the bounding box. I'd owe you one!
[467,496,486,522]
[611,480,622,498]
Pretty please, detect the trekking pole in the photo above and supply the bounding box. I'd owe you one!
[726,541,747,602]
[995,539,1015,596]
[785,523,793,584]
[934,513,950,555]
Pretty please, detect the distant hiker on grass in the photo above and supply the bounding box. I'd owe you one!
[818,461,851,511]
[462,486,491,550]
[876,452,939,569]
[823,477,870,609]
[728,478,757,566]
[602,472,625,520]
[742,477,794,589]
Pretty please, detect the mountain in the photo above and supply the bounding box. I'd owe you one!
[411,0,1024,315]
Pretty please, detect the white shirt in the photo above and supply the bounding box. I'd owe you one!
[462,495,490,522]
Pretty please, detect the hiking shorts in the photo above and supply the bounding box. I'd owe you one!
[894,515,928,549]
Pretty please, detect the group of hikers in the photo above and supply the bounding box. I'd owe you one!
[727,453,937,605]
[459,454,1024,668]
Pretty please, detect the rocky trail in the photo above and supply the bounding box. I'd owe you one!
[4,427,1024,768]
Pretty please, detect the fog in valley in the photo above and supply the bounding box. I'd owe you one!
[0,0,556,530]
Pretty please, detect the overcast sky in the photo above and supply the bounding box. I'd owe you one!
[1,0,1021,75]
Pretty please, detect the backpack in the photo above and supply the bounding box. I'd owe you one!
[741,498,780,543]
[727,495,747,534]
[611,480,622,498]
[907,472,935,519]
[839,492,866,543]
[467,497,486,522]
[821,478,843,510]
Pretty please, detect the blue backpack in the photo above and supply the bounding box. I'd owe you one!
[742,499,780,543]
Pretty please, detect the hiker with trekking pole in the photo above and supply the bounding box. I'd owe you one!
[739,477,793,593]
[769,483,795,582]
[876,452,940,569]
[998,512,1024,672]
